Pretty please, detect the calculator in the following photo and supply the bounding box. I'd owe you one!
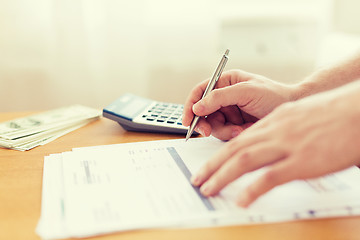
[103,93,198,135]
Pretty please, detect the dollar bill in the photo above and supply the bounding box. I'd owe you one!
[0,105,101,151]
[10,120,94,151]
[0,105,100,140]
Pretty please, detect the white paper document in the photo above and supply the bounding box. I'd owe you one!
[37,137,360,239]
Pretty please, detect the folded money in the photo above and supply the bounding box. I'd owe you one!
[0,105,101,151]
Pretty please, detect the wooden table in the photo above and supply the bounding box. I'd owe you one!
[1,112,360,240]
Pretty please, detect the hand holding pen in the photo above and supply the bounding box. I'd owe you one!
[185,49,230,141]
[182,51,293,141]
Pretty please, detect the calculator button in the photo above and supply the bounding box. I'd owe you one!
[146,117,155,121]
[177,122,183,125]
[167,120,175,124]
[157,119,165,122]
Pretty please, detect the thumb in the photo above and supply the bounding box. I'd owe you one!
[193,85,247,116]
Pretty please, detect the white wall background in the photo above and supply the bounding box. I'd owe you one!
[0,0,359,111]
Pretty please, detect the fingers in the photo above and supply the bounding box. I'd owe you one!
[203,110,244,140]
[194,110,254,140]
[191,130,269,187]
[237,160,298,207]
[192,86,243,117]
[183,70,250,126]
[194,117,212,137]
[183,70,254,127]
[194,142,287,198]
[182,79,210,127]
[219,106,244,125]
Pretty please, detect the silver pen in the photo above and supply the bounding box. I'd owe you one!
[185,49,230,141]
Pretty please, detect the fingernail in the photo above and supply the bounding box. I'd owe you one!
[237,193,250,207]
[232,129,240,138]
[197,127,205,136]
[200,183,211,196]
[191,175,200,186]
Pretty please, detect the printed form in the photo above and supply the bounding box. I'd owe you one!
[37,137,360,239]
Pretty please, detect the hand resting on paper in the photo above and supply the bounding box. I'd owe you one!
[183,52,360,207]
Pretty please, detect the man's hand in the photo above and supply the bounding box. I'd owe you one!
[182,70,297,140]
[191,81,360,207]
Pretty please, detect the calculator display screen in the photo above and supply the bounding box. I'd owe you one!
[105,94,151,120]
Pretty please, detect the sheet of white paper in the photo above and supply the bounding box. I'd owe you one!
[37,154,68,240]
[37,137,360,239]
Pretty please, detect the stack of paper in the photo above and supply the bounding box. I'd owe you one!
[36,137,360,240]
[0,105,101,151]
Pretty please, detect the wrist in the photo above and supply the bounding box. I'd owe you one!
[286,79,316,101]
[290,81,316,101]
[289,68,331,101]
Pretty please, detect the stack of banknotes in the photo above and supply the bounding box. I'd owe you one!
[0,105,101,151]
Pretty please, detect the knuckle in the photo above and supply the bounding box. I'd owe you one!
[210,89,222,99]
[263,169,280,185]
[207,90,222,108]
[202,161,214,173]
[235,151,251,170]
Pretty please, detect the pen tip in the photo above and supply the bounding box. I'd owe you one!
[185,130,192,142]
[225,49,230,56]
